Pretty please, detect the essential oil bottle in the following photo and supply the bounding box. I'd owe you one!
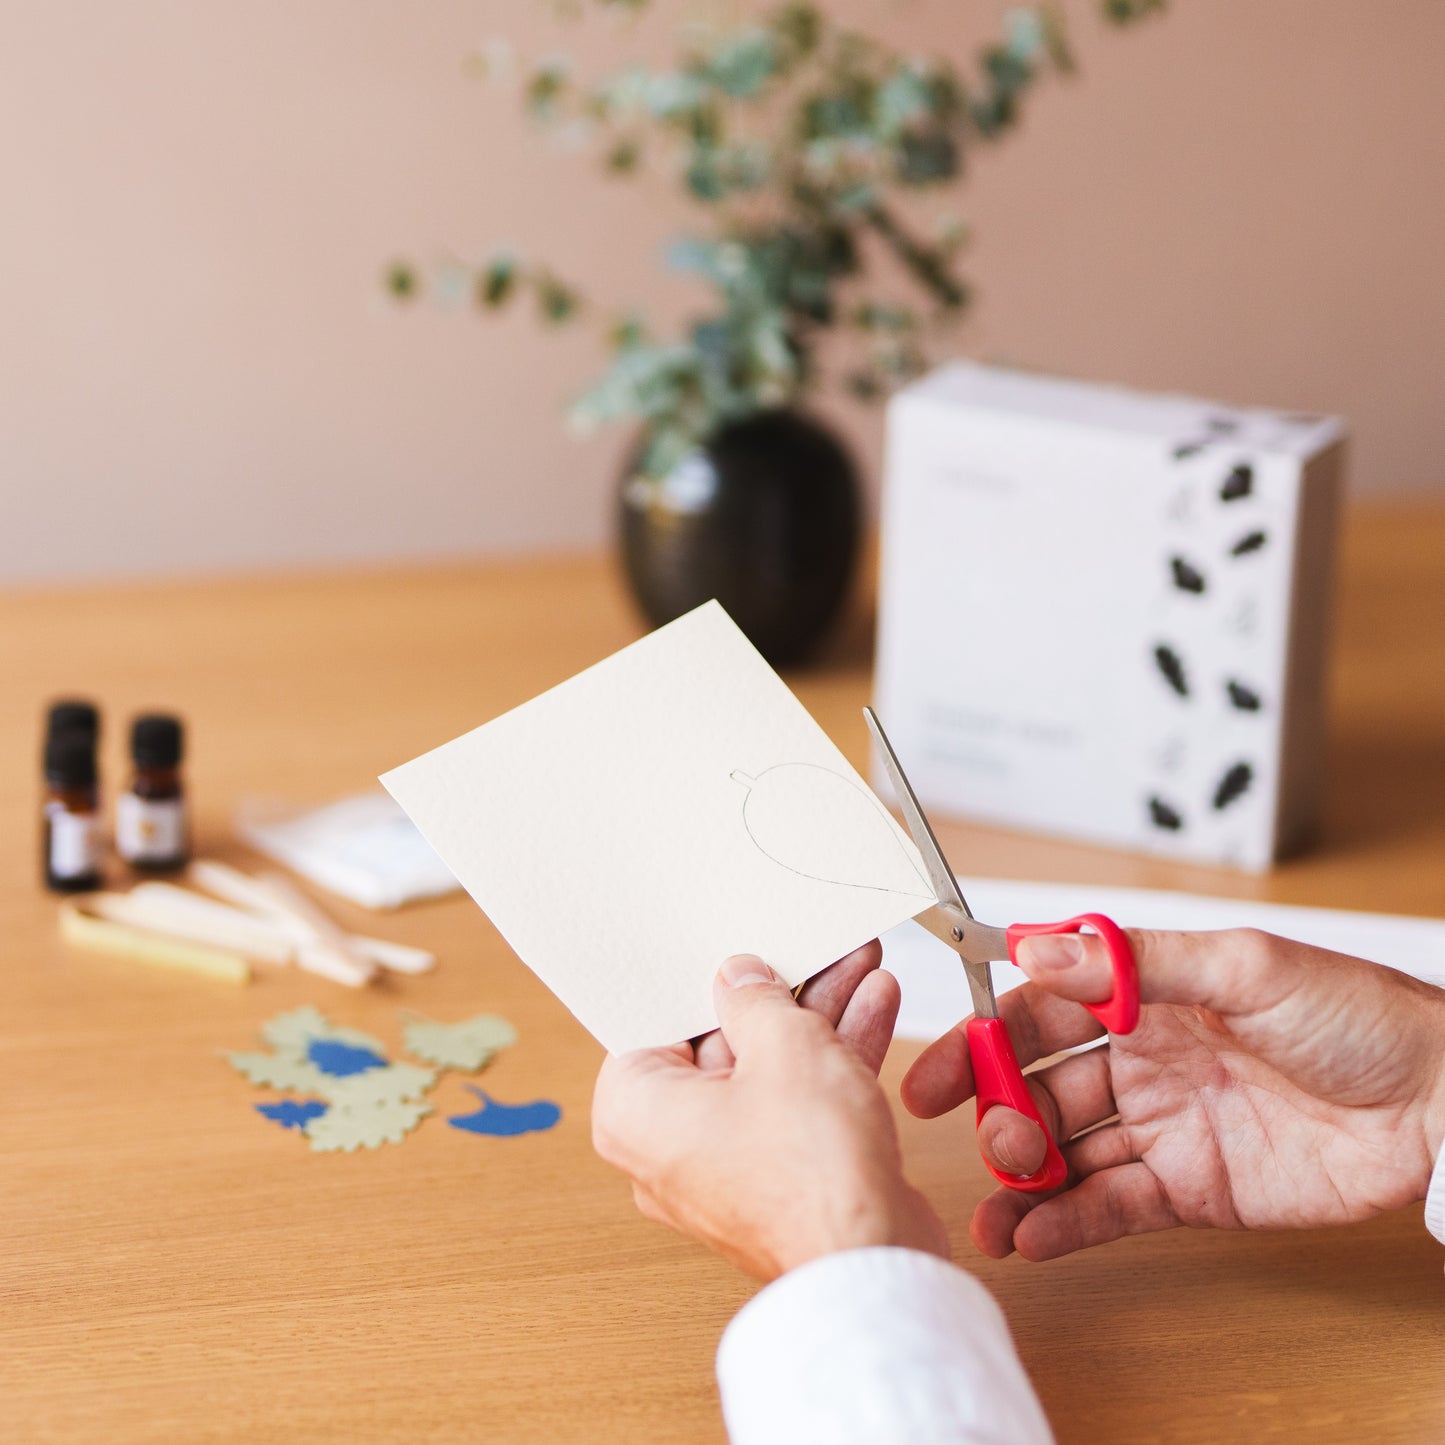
[43,730,103,892]
[116,714,190,871]
[45,698,100,755]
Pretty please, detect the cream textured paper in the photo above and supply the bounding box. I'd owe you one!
[382,602,933,1053]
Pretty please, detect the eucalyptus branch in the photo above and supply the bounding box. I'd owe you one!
[392,0,1166,478]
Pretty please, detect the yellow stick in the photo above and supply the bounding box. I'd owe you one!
[59,897,251,984]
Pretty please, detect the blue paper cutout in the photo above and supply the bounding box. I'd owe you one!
[447,1087,561,1138]
[306,1038,388,1077]
[256,1099,329,1130]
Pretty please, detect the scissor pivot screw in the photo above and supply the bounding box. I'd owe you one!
[952,926,963,942]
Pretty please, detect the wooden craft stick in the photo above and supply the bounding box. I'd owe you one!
[185,859,430,980]
[190,860,375,986]
[120,883,295,964]
[347,936,436,974]
[189,859,296,922]
[250,872,377,987]
[60,897,251,984]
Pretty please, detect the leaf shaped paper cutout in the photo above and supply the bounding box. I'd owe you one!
[403,1014,518,1072]
[306,1039,388,1077]
[315,1061,437,1108]
[732,764,932,898]
[256,1100,328,1130]
[225,1050,329,1094]
[259,1007,332,1055]
[303,1098,432,1152]
[261,1007,386,1060]
[447,1088,561,1138]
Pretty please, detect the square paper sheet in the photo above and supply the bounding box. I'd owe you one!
[381,602,934,1053]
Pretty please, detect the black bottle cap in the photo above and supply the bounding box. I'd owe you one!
[132,714,184,768]
[45,699,100,743]
[45,730,98,788]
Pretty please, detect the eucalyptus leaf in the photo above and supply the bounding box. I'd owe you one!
[606,137,642,172]
[527,58,571,119]
[704,30,777,98]
[479,255,517,308]
[535,272,581,324]
[385,262,418,299]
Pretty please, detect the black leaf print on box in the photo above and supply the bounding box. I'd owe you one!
[1172,440,1207,461]
[1153,644,1189,698]
[1148,797,1184,831]
[1212,762,1253,810]
[1205,415,1241,434]
[1170,556,1207,594]
[1231,530,1267,557]
[1226,680,1262,712]
[1220,464,1253,502]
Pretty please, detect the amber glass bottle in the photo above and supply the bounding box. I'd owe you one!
[43,732,103,892]
[116,714,189,871]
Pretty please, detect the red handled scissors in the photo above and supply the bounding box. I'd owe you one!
[864,707,1140,1192]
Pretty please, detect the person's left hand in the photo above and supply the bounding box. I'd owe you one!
[592,943,949,1281]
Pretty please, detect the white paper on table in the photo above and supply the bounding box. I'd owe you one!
[884,877,1445,1042]
[236,792,459,910]
[381,602,935,1053]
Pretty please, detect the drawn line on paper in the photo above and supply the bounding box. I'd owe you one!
[731,763,935,900]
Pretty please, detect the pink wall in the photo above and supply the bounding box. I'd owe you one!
[3,1,1442,583]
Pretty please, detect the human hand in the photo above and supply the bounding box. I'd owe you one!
[901,928,1445,1261]
[592,942,949,1281]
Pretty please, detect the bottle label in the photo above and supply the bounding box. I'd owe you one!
[48,804,102,879]
[116,795,186,863]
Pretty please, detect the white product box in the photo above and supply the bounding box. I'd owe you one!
[874,363,1345,870]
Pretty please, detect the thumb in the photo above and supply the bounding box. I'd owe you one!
[1013,926,1306,1019]
[977,1104,1050,1179]
[713,954,802,1059]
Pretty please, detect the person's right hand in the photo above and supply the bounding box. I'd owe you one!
[901,928,1445,1261]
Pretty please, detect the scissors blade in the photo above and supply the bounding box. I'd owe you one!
[864,708,1007,1020]
[915,903,1004,1020]
[862,707,971,918]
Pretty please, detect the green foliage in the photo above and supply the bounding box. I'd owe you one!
[396,1,1163,477]
[1103,0,1166,21]
[385,261,418,300]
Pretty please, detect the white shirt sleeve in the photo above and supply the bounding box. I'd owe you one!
[1425,1128,1445,1249]
[716,1247,1053,1445]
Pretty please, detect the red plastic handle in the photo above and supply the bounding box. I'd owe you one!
[968,1017,1067,1192]
[1005,912,1140,1035]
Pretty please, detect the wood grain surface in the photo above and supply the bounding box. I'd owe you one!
[2,506,1443,1443]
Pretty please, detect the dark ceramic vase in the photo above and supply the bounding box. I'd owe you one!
[618,409,861,666]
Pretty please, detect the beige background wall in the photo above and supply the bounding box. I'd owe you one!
[3,1,1443,585]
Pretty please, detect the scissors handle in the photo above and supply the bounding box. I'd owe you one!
[1005,912,1140,1035]
[970,913,1139,1193]
[968,1017,1068,1192]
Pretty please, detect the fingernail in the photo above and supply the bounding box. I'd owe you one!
[721,954,776,988]
[991,1139,1021,1173]
[1020,934,1083,970]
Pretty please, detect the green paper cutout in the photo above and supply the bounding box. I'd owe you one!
[262,1006,387,1059]
[303,1098,432,1152]
[225,1050,329,1094]
[315,1061,437,1108]
[403,1014,518,1072]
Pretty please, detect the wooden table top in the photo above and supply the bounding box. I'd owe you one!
[2,505,1443,1443]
